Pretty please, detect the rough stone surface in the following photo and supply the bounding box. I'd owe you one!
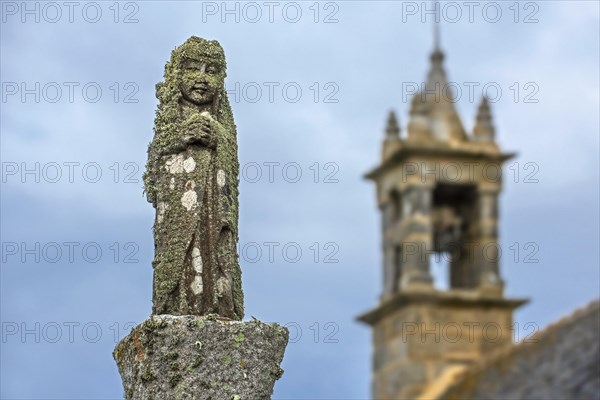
[114,315,288,400]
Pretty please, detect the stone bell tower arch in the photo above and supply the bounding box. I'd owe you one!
[358,34,527,400]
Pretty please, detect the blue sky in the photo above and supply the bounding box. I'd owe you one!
[1,1,599,399]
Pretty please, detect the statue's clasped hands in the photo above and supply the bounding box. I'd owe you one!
[182,112,217,149]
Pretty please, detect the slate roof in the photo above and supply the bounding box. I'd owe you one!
[437,300,600,400]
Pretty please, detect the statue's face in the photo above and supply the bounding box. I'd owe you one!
[179,58,223,106]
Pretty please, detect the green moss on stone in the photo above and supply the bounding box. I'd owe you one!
[168,372,182,388]
[141,369,156,382]
[232,332,245,348]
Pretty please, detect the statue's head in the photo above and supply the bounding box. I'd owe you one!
[158,36,227,113]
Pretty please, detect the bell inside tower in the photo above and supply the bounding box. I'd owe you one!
[432,183,478,290]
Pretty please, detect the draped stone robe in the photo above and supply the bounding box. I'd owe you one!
[149,101,242,320]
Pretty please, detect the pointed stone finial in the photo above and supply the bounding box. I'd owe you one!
[473,97,495,142]
[426,15,450,102]
[385,110,400,139]
[422,20,469,141]
[433,2,441,52]
[430,2,444,66]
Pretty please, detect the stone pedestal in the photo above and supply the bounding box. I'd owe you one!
[113,315,288,400]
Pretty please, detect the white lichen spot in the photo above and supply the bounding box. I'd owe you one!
[169,177,175,190]
[191,275,203,295]
[183,157,196,173]
[165,154,185,174]
[181,181,198,211]
[157,202,168,224]
[181,190,197,211]
[192,247,203,273]
[217,169,226,187]
[191,248,203,295]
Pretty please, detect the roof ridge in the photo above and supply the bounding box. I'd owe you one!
[529,299,600,344]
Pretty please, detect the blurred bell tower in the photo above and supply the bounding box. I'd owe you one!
[358,23,527,400]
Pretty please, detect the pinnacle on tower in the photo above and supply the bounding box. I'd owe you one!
[385,110,400,138]
[425,47,448,97]
[426,9,449,99]
[473,96,496,142]
[412,19,466,141]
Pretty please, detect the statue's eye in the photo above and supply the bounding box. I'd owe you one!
[183,61,202,71]
[206,66,218,75]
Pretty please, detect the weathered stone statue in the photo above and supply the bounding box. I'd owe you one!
[114,37,287,400]
[144,36,243,319]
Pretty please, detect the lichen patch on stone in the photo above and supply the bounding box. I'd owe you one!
[191,275,203,295]
[181,182,198,211]
[192,247,203,273]
[183,157,196,173]
[157,202,169,224]
[217,169,226,187]
[165,154,185,174]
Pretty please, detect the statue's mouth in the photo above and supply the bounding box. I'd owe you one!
[192,84,208,93]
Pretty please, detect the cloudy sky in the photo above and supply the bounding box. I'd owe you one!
[1,1,599,398]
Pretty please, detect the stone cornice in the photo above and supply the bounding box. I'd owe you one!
[366,143,516,180]
[357,290,528,326]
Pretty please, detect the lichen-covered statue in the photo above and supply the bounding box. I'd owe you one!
[144,37,243,320]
